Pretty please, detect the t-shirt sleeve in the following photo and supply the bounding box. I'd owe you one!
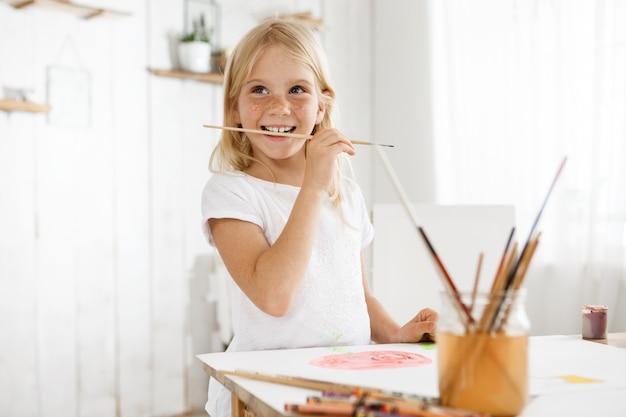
[200,174,263,246]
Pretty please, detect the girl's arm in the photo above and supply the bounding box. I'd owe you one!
[361,254,438,343]
[209,128,355,317]
[209,185,325,317]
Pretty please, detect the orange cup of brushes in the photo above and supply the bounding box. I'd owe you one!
[437,290,530,417]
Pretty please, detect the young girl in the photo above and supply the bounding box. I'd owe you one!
[201,18,437,417]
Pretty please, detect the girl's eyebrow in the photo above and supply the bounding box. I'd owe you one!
[243,79,265,86]
[290,78,315,85]
[244,78,315,86]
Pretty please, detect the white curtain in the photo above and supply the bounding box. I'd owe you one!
[430,0,626,335]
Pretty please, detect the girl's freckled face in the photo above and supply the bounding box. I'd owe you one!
[233,46,326,161]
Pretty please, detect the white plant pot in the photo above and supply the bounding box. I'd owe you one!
[178,41,211,73]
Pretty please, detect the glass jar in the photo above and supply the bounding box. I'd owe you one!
[581,305,608,339]
[437,290,530,417]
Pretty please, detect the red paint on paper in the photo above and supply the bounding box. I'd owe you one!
[309,350,432,370]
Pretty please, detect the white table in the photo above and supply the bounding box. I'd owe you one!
[198,334,626,417]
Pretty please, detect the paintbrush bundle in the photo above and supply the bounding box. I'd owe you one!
[473,155,567,332]
[435,157,567,417]
[374,145,566,416]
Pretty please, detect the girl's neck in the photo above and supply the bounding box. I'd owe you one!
[244,161,304,187]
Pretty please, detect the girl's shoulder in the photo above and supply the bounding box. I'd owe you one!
[202,171,248,200]
[208,170,246,183]
[205,170,249,190]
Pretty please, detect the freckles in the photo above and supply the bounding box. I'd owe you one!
[240,101,265,118]
[250,103,265,113]
[291,101,317,114]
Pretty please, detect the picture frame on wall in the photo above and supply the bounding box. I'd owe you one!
[46,66,91,128]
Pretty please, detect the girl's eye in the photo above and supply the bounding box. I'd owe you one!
[251,86,268,94]
[290,86,305,94]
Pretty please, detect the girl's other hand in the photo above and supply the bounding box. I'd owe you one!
[396,308,438,343]
[302,128,355,192]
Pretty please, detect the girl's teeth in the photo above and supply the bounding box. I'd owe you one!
[265,126,292,133]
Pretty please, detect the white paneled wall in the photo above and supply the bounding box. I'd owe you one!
[0,1,373,416]
[371,0,435,205]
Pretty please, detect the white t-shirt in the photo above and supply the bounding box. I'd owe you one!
[201,170,374,417]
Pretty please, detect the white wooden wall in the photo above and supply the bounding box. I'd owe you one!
[0,1,373,416]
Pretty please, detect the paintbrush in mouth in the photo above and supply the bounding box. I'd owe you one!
[203,125,394,147]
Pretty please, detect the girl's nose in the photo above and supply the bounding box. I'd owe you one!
[268,95,290,116]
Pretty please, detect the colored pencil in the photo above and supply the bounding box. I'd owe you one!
[307,396,356,405]
[381,403,490,417]
[285,402,355,415]
[203,124,395,147]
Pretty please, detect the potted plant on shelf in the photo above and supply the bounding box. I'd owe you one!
[178,14,211,73]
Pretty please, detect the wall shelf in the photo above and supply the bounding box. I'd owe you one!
[0,0,131,19]
[0,99,51,113]
[148,69,224,84]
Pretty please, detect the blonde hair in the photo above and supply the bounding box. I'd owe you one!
[208,18,346,206]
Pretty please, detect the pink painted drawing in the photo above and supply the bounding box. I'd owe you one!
[309,350,432,370]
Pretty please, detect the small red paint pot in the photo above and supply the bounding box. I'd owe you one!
[582,305,608,339]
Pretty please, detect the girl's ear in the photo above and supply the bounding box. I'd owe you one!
[316,90,330,124]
